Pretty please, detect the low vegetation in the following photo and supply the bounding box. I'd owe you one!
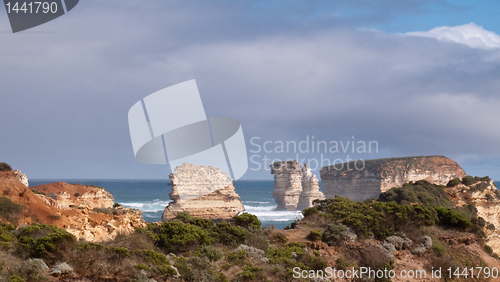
[0,176,498,281]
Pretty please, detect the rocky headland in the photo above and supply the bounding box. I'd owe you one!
[271,161,325,211]
[297,163,325,210]
[161,163,245,221]
[320,155,466,201]
[0,170,146,242]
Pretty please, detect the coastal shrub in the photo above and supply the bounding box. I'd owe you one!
[472,181,489,192]
[189,217,215,229]
[134,263,149,271]
[322,223,349,246]
[378,180,453,208]
[15,223,76,263]
[307,230,322,241]
[246,229,269,251]
[313,197,437,239]
[265,243,306,264]
[485,244,493,256]
[232,213,261,229]
[237,266,264,281]
[302,206,319,217]
[434,206,472,229]
[213,220,247,246]
[475,176,492,183]
[462,176,476,186]
[0,162,12,171]
[431,240,447,257]
[148,221,212,253]
[195,245,222,262]
[113,203,122,208]
[486,194,494,201]
[447,178,461,187]
[0,197,25,224]
[138,249,168,265]
[487,224,495,231]
[175,212,192,223]
[226,249,246,265]
[9,275,25,282]
[272,233,288,243]
[335,257,353,271]
[175,257,220,282]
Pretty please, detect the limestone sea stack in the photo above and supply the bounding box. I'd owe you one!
[161,163,244,221]
[297,163,325,211]
[320,155,467,201]
[271,161,303,211]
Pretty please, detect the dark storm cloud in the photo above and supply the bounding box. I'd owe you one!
[0,0,499,179]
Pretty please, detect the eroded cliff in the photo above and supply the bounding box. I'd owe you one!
[270,161,303,211]
[445,178,500,254]
[320,155,466,201]
[0,171,147,242]
[161,163,244,221]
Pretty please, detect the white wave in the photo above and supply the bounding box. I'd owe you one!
[121,199,171,213]
[242,205,303,222]
[242,201,271,204]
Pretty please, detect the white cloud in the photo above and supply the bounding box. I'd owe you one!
[406,22,500,49]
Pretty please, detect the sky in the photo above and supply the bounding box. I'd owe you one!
[1,0,500,180]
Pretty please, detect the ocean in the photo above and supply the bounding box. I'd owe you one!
[28,180,303,229]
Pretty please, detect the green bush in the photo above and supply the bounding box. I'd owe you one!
[237,266,264,281]
[335,257,352,271]
[378,180,453,208]
[487,224,496,231]
[302,206,319,217]
[447,178,461,187]
[232,213,261,229]
[434,206,472,229]
[226,249,246,265]
[485,244,493,256]
[273,233,288,243]
[148,221,212,252]
[175,257,221,282]
[195,245,222,262]
[306,230,322,241]
[0,162,12,171]
[213,220,247,246]
[431,240,447,257]
[462,176,476,186]
[15,223,76,261]
[9,275,25,282]
[0,196,25,224]
[175,212,192,223]
[322,223,350,246]
[135,263,150,271]
[486,194,494,201]
[190,218,215,229]
[314,197,437,239]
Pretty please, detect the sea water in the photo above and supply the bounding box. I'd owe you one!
[29,180,303,229]
[30,180,498,229]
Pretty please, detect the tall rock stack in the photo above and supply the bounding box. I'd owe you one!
[297,163,325,211]
[320,155,467,201]
[162,163,245,221]
[271,161,303,211]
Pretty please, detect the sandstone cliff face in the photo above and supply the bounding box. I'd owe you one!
[297,163,325,211]
[161,163,244,221]
[14,170,28,187]
[31,182,114,210]
[320,156,466,201]
[0,171,147,242]
[271,161,303,211]
[446,180,500,254]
